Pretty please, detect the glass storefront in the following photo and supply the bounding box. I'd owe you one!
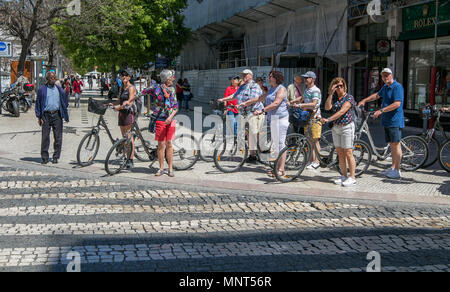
[406,37,450,111]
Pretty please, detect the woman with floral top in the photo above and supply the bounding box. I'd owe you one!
[143,69,178,177]
[321,77,357,187]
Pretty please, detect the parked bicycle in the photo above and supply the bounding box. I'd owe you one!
[104,112,199,176]
[274,119,371,183]
[350,108,428,171]
[438,134,450,173]
[420,104,449,168]
[213,105,305,173]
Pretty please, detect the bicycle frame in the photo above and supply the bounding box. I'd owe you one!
[95,115,116,144]
[305,119,337,169]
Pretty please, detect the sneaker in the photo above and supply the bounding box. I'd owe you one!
[126,160,134,169]
[306,162,320,170]
[246,155,257,163]
[386,169,402,179]
[342,177,357,187]
[334,176,347,185]
[382,168,394,176]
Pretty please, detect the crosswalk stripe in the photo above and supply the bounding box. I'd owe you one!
[0,171,58,178]
[0,202,370,216]
[0,233,448,267]
[0,216,448,236]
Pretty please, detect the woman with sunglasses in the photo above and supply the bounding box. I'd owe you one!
[321,77,357,187]
[109,70,137,169]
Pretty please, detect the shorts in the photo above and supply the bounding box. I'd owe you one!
[384,127,402,143]
[304,119,322,139]
[332,122,355,149]
[155,120,176,142]
[118,111,135,127]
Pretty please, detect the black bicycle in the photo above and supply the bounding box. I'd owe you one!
[420,104,449,168]
[104,116,199,175]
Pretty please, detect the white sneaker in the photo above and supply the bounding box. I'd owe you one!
[342,177,357,187]
[306,162,320,170]
[334,176,347,185]
[386,169,402,179]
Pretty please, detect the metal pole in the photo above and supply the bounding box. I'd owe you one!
[434,0,439,67]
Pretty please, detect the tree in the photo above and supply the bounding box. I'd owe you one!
[0,0,68,74]
[54,0,190,73]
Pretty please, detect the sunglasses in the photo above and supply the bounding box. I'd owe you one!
[336,84,344,89]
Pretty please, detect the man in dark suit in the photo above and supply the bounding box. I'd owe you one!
[35,72,69,164]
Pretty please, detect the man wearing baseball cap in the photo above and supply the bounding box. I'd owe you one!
[219,69,265,163]
[293,71,323,170]
[359,68,405,179]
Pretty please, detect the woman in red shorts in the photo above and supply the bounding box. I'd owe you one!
[152,70,178,177]
[109,69,137,169]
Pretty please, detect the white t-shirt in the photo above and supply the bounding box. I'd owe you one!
[303,85,322,119]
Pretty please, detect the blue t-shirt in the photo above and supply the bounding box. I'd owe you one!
[378,81,405,128]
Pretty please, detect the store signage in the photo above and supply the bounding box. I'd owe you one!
[403,2,450,32]
[376,39,391,56]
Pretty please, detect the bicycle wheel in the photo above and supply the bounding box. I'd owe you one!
[199,130,221,162]
[438,139,450,173]
[134,127,157,162]
[105,137,132,175]
[422,136,440,168]
[336,140,372,177]
[274,144,308,183]
[172,134,199,171]
[213,138,247,173]
[400,135,428,171]
[76,132,100,166]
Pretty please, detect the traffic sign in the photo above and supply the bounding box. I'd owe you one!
[0,42,12,57]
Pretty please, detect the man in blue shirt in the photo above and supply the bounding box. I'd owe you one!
[359,68,405,179]
[35,72,69,164]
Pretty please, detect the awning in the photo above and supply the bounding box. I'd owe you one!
[398,23,450,41]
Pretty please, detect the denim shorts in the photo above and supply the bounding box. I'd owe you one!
[384,127,402,143]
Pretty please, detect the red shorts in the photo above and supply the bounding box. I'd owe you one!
[155,120,176,142]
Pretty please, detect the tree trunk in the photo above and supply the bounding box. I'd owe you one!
[48,40,55,67]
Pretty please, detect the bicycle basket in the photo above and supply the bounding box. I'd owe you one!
[88,98,107,115]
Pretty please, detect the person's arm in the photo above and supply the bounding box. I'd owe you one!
[241,92,268,108]
[321,101,352,124]
[373,86,403,119]
[296,99,318,111]
[219,91,238,103]
[358,92,380,107]
[35,88,42,125]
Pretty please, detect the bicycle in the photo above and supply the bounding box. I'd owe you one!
[76,98,118,166]
[438,136,450,173]
[104,113,199,175]
[274,119,371,183]
[349,108,428,171]
[213,105,306,173]
[420,104,449,168]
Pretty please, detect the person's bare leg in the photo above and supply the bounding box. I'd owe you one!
[345,149,356,179]
[337,148,347,177]
[157,142,166,171]
[165,141,174,172]
[390,142,402,170]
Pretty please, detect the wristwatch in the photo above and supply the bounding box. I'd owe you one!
[262,108,265,113]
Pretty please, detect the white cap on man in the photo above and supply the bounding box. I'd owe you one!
[381,68,393,75]
[241,69,253,76]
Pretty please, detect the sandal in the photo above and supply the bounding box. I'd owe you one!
[155,169,164,177]
[167,170,175,177]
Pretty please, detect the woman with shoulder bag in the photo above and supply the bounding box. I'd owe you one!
[321,77,357,187]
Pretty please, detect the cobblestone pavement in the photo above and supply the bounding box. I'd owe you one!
[0,160,448,272]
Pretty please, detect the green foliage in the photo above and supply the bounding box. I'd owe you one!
[54,0,190,72]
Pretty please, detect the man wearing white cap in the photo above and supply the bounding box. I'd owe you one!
[359,68,405,179]
[219,69,265,163]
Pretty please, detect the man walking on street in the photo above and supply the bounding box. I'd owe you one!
[35,72,69,164]
[359,68,405,179]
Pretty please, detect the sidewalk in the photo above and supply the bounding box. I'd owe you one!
[0,89,448,206]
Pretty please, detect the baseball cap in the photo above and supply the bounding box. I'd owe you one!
[121,69,131,76]
[301,71,317,79]
[381,68,393,75]
[241,69,253,76]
